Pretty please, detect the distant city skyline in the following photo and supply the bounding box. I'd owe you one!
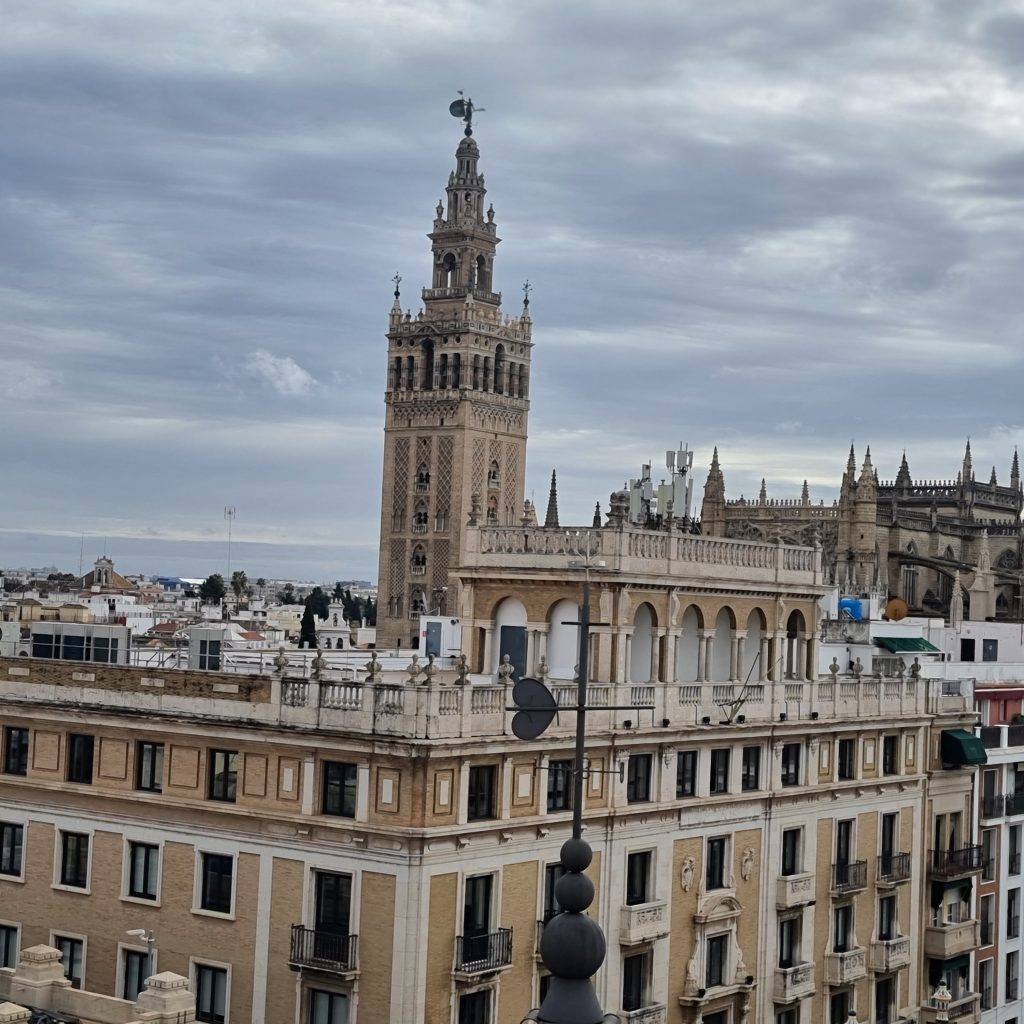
[4,2,1024,579]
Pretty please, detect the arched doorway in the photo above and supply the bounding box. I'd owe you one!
[711,607,735,681]
[493,597,527,679]
[630,604,656,682]
[676,606,702,682]
[547,599,579,681]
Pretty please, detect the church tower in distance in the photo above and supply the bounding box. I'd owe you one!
[375,123,533,649]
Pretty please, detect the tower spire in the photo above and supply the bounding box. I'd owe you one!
[896,450,911,488]
[545,470,560,529]
[962,438,973,482]
[1012,447,1021,492]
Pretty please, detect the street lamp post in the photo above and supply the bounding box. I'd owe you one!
[126,928,156,982]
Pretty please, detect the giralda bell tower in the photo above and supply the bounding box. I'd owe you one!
[376,104,533,649]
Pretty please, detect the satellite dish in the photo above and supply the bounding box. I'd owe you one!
[510,676,557,740]
[885,597,908,621]
[449,99,466,119]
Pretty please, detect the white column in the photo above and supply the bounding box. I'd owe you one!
[650,631,662,683]
[696,631,708,683]
[735,632,747,683]
[482,626,494,675]
[664,632,679,684]
[526,628,536,675]
[624,633,633,684]
[301,756,315,816]
[759,636,770,682]
[538,755,550,817]
[797,634,809,682]
[456,759,470,825]
[356,762,371,822]
[807,633,820,681]
[729,633,740,682]
[500,756,513,819]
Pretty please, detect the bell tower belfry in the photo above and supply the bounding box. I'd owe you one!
[375,117,533,649]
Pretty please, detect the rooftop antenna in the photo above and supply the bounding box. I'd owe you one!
[449,91,485,135]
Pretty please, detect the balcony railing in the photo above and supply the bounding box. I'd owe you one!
[774,962,814,1002]
[1007,791,1024,816]
[825,947,867,986]
[982,792,1005,818]
[930,846,984,875]
[1012,852,1022,875]
[832,860,868,893]
[289,924,357,973]
[920,994,981,1024]
[455,928,513,974]
[619,900,670,945]
[878,852,911,884]
[924,919,980,960]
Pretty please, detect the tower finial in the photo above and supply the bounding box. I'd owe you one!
[544,470,560,529]
[522,279,532,309]
[962,437,973,481]
[449,91,485,136]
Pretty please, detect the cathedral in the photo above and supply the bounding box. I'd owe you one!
[701,441,1024,621]
[375,116,533,648]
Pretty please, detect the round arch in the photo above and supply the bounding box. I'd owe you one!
[676,605,702,682]
[547,598,580,681]
[711,606,735,681]
[630,603,657,682]
[742,608,767,680]
[493,596,528,676]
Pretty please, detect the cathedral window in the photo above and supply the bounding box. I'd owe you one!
[421,340,435,390]
[391,356,401,390]
[405,355,416,390]
[487,460,500,488]
[493,344,505,394]
[438,352,449,388]
[415,465,431,492]
[411,546,427,576]
[435,508,449,532]
[413,501,429,533]
[476,254,490,291]
[452,353,462,388]
[486,496,499,524]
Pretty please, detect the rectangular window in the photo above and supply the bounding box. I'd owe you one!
[1012,824,1022,874]
[625,850,651,906]
[207,750,237,803]
[980,958,994,1010]
[135,742,164,793]
[60,832,89,888]
[547,759,572,812]
[983,638,999,662]
[626,754,652,803]
[314,871,352,936]
[199,853,233,914]
[195,963,228,1023]
[0,823,23,876]
[1010,888,1021,939]
[781,828,801,877]
[833,903,852,952]
[543,863,566,921]
[829,991,850,1024]
[706,836,728,891]
[981,893,995,946]
[54,935,83,989]
[676,750,697,797]
[457,990,489,1024]
[461,874,493,964]
[2,728,28,776]
[1007,950,1020,1001]
[880,812,898,860]
[741,746,760,791]
[776,1010,797,1024]
[836,818,854,864]
[778,916,800,968]
[92,636,119,664]
[837,738,855,780]
[882,735,897,775]
[310,989,349,1024]
[878,895,896,941]
[66,733,94,784]
[198,639,222,672]
[128,842,159,900]
[710,748,730,794]
[0,925,16,969]
[705,933,728,988]
[982,827,997,882]
[122,948,150,1001]
[31,632,55,658]
[622,950,649,1012]
[781,743,800,786]
[322,761,358,818]
[875,975,894,1024]
[467,765,497,820]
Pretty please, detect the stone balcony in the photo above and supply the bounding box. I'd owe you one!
[919,994,981,1024]
[774,963,814,1003]
[869,936,911,972]
[924,919,980,960]
[776,872,815,910]
[619,901,670,946]
[620,1005,666,1024]
[825,947,867,986]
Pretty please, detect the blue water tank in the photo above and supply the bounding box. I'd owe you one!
[838,597,863,621]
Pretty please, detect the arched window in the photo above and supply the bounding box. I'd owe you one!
[494,344,505,394]
[452,353,462,388]
[482,357,492,392]
[476,255,490,291]
[440,252,458,288]
[391,356,401,390]
[415,463,430,492]
[488,460,500,488]
[405,355,415,390]
[410,545,426,576]
[487,495,499,524]
[413,500,429,533]
[410,590,426,617]
[421,339,435,390]
[472,354,481,390]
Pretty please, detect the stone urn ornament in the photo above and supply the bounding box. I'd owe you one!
[364,651,381,683]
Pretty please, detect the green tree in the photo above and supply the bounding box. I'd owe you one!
[298,604,318,648]
[364,596,376,626]
[199,573,226,603]
[305,587,330,620]
[230,570,249,605]
[277,583,296,604]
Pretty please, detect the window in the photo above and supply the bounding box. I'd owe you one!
[880,812,898,860]
[310,989,349,1024]
[122,948,150,1001]
[710,748,730,794]
[461,875,494,964]
[983,638,999,662]
[706,836,728,890]
[0,823,23,877]
[676,750,697,797]
[66,733,94,784]
[982,827,996,881]
[1007,950,1020,1001]
[741,746,760,791]
[207,750,238,803]
[59,832,89,888]
[781,828,801,877]
[2,728,28,776]
[625,850,651,906]
[778,916,800,968]
[1010,888,1021,939]
[882,735,897,775]
[547,759,572,812]
[467,765,496,820]
[322,761,358,818]
[195,963,228,1023]
[626,754,652,803]
[836,818,854,865]
[54,935,83,988]
[833,903,852,952]
[829,990,851,1024]
[705,933,728,988]
[198,638,221,671]
[128,842,159,900]
[0,925,16,969]
[878,895,896,941]
[874,975,894,1024]
[837,738,855,780]
[981,893,995,946]
[543,863,566,922]
[314,871,352,941]
[136,742,164,793]
[92,636,119,664]
[622,951,649,1012]
[979,958,994,1010]
[1012,824,1022,874]
[776,1011,797,1024]
[457,990,490,1024]
[781,743,800,786]
[199,853,233,914]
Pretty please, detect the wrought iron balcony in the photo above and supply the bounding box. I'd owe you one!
[289,924,357,974]
[1007,791,1024,816]
[878,852,912,884]
[929,845,983,876]
[455,927,512,975]
[982,792,1005,818]
[831,860,867,893]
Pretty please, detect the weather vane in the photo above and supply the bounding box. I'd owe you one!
[392,272,402,299]
[449,91,485,136]
[522,279,532,307]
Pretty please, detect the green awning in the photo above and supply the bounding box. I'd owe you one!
[940,729,988,766]
[875,636,941,653]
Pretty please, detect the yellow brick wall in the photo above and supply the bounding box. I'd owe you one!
[359,872,397,1022]
[499,861,538,1023]
[425,872,457,1024]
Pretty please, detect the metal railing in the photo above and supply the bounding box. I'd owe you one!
[289,924,357,972]
[455,928,512,973]
[832,860,867,892]
[1012,852,1022,875]
[930,845,984,875]
[1006,791,1024,815]
[982,792,1005,818]
[878,852,911,883]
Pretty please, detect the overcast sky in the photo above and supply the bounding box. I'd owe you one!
[3,0,1024,581]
